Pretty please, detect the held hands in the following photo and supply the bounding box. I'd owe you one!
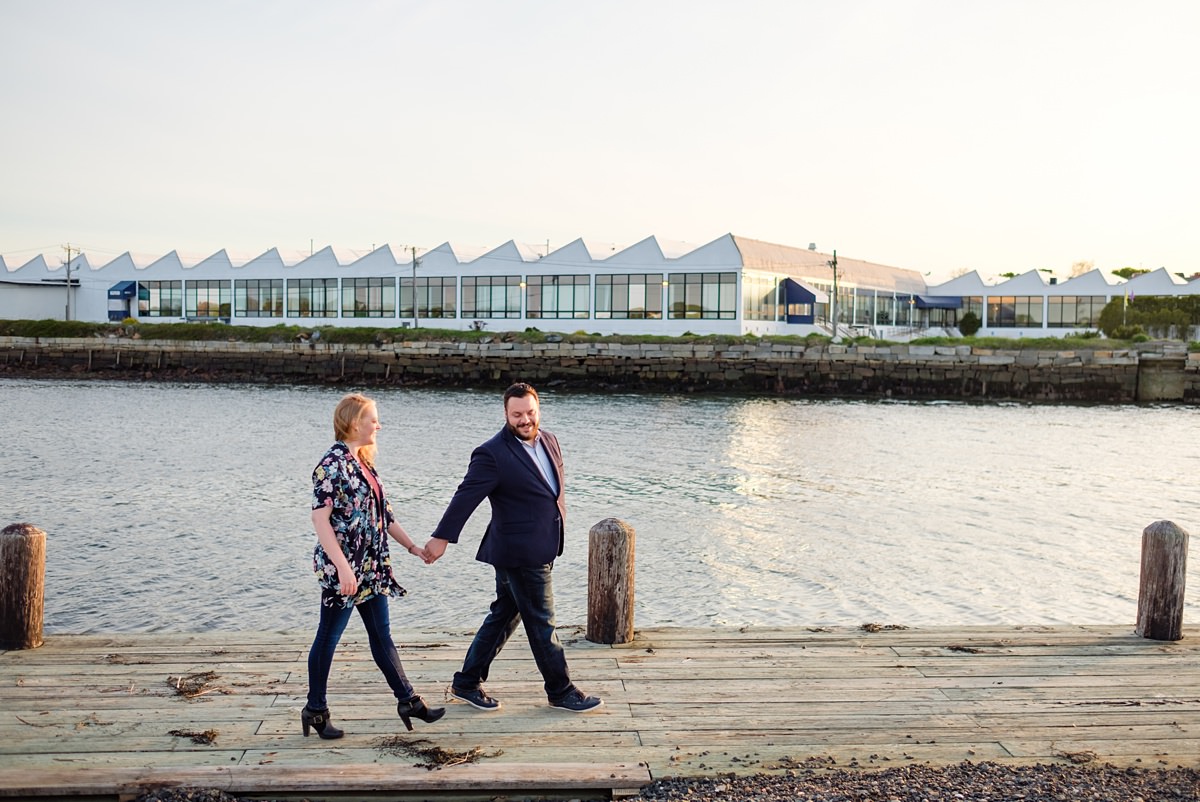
[407,543,434,564]
[422,537,448,564]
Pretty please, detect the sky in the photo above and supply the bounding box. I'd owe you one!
[2,0,1198,285]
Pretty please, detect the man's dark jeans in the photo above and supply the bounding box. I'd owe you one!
[454,563,576,702]
[307,594,414,710]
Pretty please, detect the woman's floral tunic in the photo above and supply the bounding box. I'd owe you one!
[311,441,406,608]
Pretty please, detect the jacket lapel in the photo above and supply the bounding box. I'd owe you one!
[505,428,555,492]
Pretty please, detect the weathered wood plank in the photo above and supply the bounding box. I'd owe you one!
[1,624,1198,800]
[0,762,652,798]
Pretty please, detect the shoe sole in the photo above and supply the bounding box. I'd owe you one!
[449,690,502,711]
[549,699,604,713]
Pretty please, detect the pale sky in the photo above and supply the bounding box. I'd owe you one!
[3,0,1197,284]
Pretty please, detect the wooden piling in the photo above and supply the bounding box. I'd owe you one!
[0,523,46,649]
[1135,520,1189,641]
[586,518,635,644]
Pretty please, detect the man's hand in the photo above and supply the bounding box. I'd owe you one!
[423,537,449,564]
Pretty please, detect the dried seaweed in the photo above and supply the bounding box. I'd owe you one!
[168,728,219,744]
[860,623,909,633]
[374,735,503,770]
[167,671,227,698]
[1056,749,1098,764]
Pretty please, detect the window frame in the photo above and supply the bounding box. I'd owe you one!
[341,277,396,318]
[234,278,284,318]
[667,272,737,320]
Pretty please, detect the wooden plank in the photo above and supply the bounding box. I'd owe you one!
[2,624,1199,799]
[0,762,652,798]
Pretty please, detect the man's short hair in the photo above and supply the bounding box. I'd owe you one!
[503,382,539,406]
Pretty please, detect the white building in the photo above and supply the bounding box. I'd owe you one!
[0,235,929,338]
[3,234,1196,338]
[925,267,1200,338]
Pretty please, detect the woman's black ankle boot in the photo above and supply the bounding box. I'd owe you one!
[397,695,446,731]
[301,705,345,739]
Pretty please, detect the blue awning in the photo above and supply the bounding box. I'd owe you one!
[108,280,137,299]
[914,294,962,310]
[782,278,829,304]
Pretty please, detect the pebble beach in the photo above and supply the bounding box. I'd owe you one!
[131,761,1200,802]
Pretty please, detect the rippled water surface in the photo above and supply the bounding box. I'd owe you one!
[3,378,1198,633]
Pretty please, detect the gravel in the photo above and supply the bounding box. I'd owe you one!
[130,761,1200,802]
[642,762,1200,801]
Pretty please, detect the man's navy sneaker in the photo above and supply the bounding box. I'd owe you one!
[549,689,603,712]
[450,686,501,710]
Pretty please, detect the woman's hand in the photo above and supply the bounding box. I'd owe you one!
[337,570,359,597]
[407,544,432,564]
[313,505,359,597]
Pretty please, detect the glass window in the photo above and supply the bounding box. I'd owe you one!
[1076,295,1105,327]
[235,279,283,318]
[341,277,396,318]
[1048,295,1107,328]
[1015,296,1043,327]
[186,280,231,320]
[854,290,876,325]
[461,276,522,319]
[962,296,983,323]
[876,294,896,326]
[824,283,853,326]
[1048,296,1073,328]
[989,296,1044,328]
[987,296,1015,327]
[526,275,590,319]
[287,278,339,318]
[741,273,779,321]
[668,272,737,320]
[596,273,664,319]
[400,277,457,319]
[137,280,182,317]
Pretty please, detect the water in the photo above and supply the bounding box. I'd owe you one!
[3,378,1198,634]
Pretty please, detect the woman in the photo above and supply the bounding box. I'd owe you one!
[303,392,444,739]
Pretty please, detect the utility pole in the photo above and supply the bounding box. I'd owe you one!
[62,243,78,321]
[410,246,421,328]
[828,249,839,342]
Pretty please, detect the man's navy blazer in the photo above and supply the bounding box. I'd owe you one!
[431,426,566,567]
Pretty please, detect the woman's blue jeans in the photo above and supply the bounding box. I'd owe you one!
[453,563,575,702]
[307,593,413,710]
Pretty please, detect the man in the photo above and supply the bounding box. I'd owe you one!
[424,382,602,713]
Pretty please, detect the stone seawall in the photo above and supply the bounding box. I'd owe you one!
[2,336,1197,402]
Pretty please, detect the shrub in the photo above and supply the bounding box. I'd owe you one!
[959,311,982,337]
[1110,324,1145,340]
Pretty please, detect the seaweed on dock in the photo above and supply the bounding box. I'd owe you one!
[374,735,503,769]
[167,671,227,698]
[860,622,909,632]
[168,728,219,745]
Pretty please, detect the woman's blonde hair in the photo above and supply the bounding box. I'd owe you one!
[333,392,377,468]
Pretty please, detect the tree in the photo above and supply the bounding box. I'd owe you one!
[1097,295,1200,339]
[959,311,982,336]
[1070,260,1094,277]
[1112,267,1150,280]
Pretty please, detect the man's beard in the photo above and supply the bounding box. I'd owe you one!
[507,421,539,442]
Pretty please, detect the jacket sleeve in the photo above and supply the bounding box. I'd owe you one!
[430,443,500,544]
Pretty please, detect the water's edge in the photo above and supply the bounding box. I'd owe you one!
[2,335,1198,401]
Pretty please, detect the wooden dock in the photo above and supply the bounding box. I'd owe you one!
[2,624,1199,800]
